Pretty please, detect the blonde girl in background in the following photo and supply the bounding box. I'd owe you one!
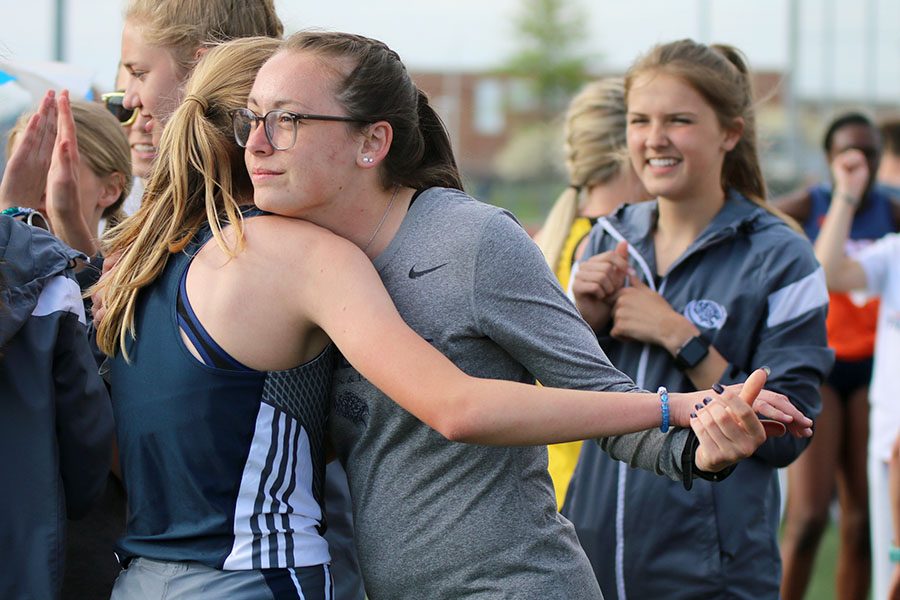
[534,77,651,507]
[6,96,131,257]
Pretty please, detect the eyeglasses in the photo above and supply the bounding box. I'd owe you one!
[230,108,365,151]
[101,91,137,126]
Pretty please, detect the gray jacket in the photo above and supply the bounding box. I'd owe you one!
[562,193,833,600]
[0,215,113,599]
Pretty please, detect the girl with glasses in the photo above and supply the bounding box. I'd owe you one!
[95,33,807,599]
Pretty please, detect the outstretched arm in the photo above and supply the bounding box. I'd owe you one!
[298,225,796,462]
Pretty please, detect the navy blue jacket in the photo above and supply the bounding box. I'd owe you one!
[563,193,833,600]
[0,215,113,599]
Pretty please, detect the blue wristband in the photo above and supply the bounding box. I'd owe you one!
[658,386,670,433]
[891,545,900,563]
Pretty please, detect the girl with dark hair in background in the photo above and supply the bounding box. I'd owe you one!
[564,39,832,600]
[776,112,900,600]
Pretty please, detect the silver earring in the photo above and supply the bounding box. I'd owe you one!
[362,156,374,164]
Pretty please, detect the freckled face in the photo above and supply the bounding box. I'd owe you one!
[115,63,155,179]
[244,51,363,222]
[120,20,186,146]
[627,71,740,203]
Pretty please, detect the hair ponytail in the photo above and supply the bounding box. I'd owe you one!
[412,90,463,191]
[283,31,463,194]
[536,78,628,270]
[534,186,580,272]
[95,37,281,359]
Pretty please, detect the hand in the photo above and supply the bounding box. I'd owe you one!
[90,251,121,326]
[45,90,98,255]
[46,90,84,222]
[690,368,770,473]
[609,273,687,348]
[724,381,813,438]
[572,241,630,303]
[572,241,630,329]
[831,148,869,203]
[0,90,57,211]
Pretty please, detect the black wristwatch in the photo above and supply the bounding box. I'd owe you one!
[674,335,710,370]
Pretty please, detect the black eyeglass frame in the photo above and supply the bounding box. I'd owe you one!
[101,91,138,127]
[230,108,367,151]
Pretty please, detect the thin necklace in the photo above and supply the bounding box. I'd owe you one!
[363,185,400,253]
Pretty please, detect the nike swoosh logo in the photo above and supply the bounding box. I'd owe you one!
[408,263,448,279]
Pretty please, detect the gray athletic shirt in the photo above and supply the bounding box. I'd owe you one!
[330,187,689,599]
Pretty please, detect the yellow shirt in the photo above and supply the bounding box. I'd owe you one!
[547,216,596,509]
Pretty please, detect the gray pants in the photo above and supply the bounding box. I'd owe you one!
[110,557,333,600]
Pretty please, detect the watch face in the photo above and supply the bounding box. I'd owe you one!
[676,336,710,369]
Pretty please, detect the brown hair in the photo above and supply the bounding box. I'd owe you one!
[625,39,766,203]
[281,31,463,192]
[881,119,900,157]
[95,37,282,358]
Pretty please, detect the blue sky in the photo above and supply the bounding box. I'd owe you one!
[1,0,898,103]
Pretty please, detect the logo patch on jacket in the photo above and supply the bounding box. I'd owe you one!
[683,299,728,330]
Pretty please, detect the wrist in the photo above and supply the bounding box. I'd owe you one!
[832,187,861,208]
[839,192,861,207]
[668,392,696,428]
[664,317,700,357]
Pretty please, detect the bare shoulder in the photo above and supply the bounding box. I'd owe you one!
[236,214,372,292]
[243,214,361,260]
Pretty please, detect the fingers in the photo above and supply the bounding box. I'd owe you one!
[737,368,768,407]
[39,90,59,160]
[573,251,630,299]
[759,419,787,438]
[57,90,78,149]
[691,394,765,471]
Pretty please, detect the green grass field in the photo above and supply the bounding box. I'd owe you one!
[800,522,840,600]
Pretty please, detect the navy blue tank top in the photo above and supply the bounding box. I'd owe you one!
[802,183,895,242]
[110,212,335,570]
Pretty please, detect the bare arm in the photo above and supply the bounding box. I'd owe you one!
[291,227,798,471]
[814,149,870,292]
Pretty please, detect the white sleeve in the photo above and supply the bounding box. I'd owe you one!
[856,233,900,296]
